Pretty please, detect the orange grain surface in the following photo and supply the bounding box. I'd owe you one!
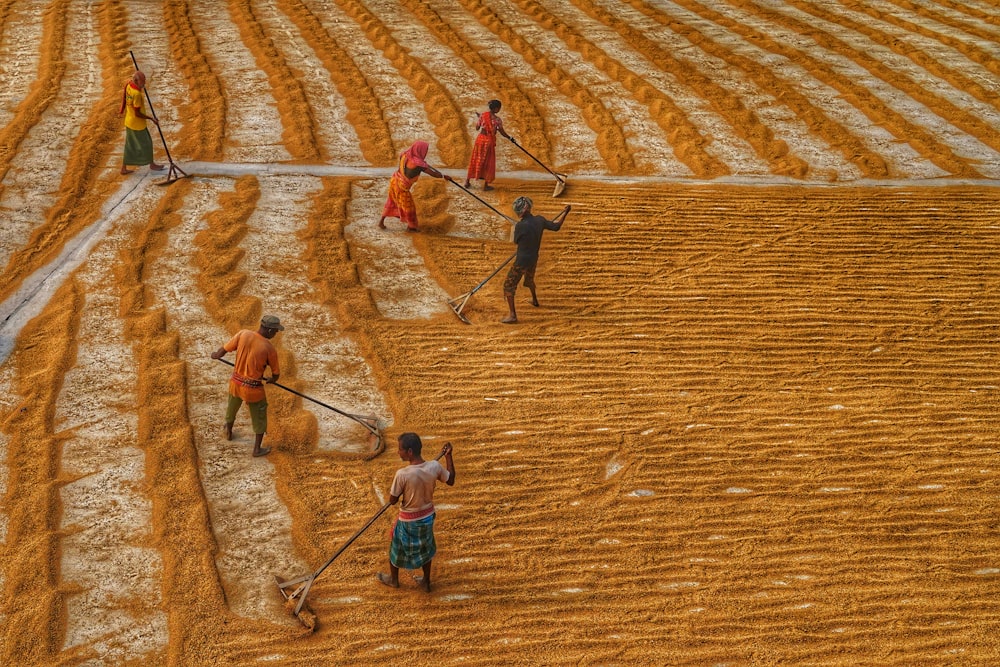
[1,1,999,664]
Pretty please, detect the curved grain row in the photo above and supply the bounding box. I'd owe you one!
[0,1,77,275]
[57,193,166,665]
[571,0,810,177]
[0,0,68,186]
[114,183,236,665]
[906,0,1000,33]
[0,279,80,666]
[782,0,1000,157]
[0,0,13,45]
[597,0,888,178]
[457,0,636,174]
[866,0,1000,78]
[0,0,41,132]
[226,0,322,161]
[0,0,128,305]
[632,0,941,177]
[516,0,729,178]
[632,0,978,179]
[275,0,394,165]
[332,0,467,166]
[396,0,552,168]
[721,0,985,177]
[194,177,262,329]
[162,0,226,160]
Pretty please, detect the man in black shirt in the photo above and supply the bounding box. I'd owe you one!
[502,196,571,324]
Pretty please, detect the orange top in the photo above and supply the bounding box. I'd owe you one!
[224,330,279,403]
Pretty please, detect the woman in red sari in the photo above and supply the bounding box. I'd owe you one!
[464,100,513,191]
[379,141,450,232]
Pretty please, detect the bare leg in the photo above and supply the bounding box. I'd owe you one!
[529,286,539,307]
[483,181,494,191]
[378,216,387,229]
[501,293,517,324]
[121,162,134,175]
[223,422,233,441]
[252,433,271,457]
[463,179,470,188]
[413,562,432,592]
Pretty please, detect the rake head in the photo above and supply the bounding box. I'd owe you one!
[155,162,189,186]
[447,293,473,324]
[276,575,318,631]
[360,416,387,460]
[552,175,567,198]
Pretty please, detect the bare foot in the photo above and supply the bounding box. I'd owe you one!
[377,219,386,229]
[463,181,470,188]
[484,184,494,191]
[412,575,431,593]
[532,298,540,307]
[501,315,518,324]
[223,423,233,441]
[406,227,419,233]
[120,167,134,175]
[376,572,399,588]
[252,446,271,457]
[150,163,165,171]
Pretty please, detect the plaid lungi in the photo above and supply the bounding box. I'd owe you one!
[123,127,154,166]
[389,513,436,569]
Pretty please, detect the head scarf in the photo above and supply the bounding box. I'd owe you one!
[512,196,533,217]
[402,141,430,169]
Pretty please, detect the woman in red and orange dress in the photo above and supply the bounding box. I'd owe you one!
[464,100,513,191]
[379,141,450,232]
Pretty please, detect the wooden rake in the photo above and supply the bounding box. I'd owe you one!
[276,451,446,630]
[129,51,188,186]
[506,136,567,197]
[447,252,516,324]
[217,358,385,457]
[444,173,518,224]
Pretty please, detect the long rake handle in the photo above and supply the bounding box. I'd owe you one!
[282,501,393,596]
[443,173,516,224]
[128,51,176,165]
[464,252,516,297]
[280,451,447,591]
[216,358,379,436]
[506,136,565,183]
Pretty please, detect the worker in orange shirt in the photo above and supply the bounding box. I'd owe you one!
[211,315,284,457]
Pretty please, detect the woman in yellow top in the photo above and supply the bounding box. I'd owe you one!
[119,71,163,175]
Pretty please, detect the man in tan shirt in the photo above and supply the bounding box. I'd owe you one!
[377,433,456,592]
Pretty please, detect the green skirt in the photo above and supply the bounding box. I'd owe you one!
[389,514,437,569]
[123,127,154,166]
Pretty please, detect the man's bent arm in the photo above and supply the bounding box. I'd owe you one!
[444,443,456,486]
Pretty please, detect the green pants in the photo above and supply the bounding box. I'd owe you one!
[123,127,154,166]
[226,395,268,434]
